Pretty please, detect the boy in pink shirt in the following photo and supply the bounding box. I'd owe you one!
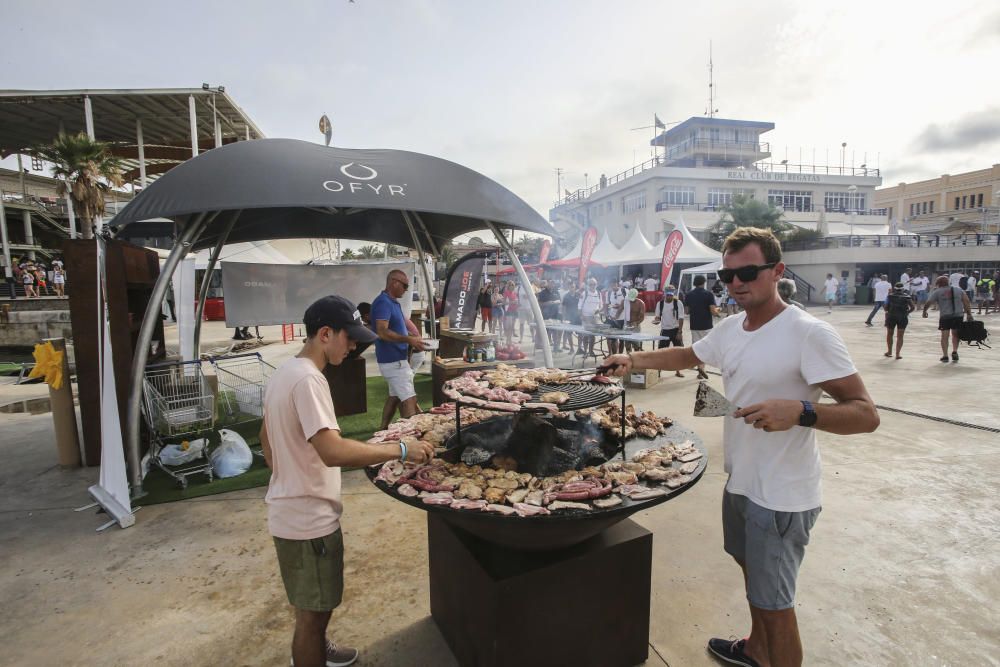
[261,295,433,667]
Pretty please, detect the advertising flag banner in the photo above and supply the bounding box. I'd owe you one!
[441,250,490,330]
[659,230,684,288]
[538,240,552,265]
[578,227,599,284]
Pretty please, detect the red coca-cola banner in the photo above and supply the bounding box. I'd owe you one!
[659,230,684,288]
[538,239,552,265]
[578,227,599,284]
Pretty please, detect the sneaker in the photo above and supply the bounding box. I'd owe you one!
[707,637,761,667]
[697,369,709,380]
[291,640,359,667]
[940,355,949,362]
[951,351,959,362]
[865,321,873,327]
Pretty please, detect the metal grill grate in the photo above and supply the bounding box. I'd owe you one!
[529,381,623,412]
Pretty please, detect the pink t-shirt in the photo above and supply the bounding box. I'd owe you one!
[264,357,343,540]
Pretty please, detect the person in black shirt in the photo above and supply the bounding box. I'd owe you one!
[682,275,720,379]
[884,282,915,359]
[560,282,581,351]
[536,280,561,348]
[477,283,495,333]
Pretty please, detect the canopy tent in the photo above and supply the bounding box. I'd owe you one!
[588,229,620,265]
[613,225,656,265]
[657,215,722,264]
[678,260,722,279]
[194,241,292,267]
[109,138,556,495]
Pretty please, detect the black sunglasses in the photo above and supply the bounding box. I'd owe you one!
[717,262,777,284]
[393,277,410,289]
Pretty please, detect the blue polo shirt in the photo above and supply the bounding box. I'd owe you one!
[371,290,408,363]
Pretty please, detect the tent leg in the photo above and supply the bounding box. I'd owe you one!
[194,210,241,356]
[124,213,212,495]
[401,211,436,339]
[487,221,553,367]
[410,211,441,257]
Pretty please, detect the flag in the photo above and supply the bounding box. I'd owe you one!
[659,230,684,288]
[654,114,666,129]
[538,240,552,265]
[441,250,491,330]
[578,227,599,285]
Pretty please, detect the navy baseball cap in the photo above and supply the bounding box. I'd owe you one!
[303,295,378,343]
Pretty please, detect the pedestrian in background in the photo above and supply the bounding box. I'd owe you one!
[778,278,806,311]
[652,286,685,378]
[884,282,915,359]
[52,264,66,297]
[824,273,839,313]
[923,275,972,363]
[477,283,494,333]
[865,274,891,327]
[685,274,720,378]
[912,271,929,305]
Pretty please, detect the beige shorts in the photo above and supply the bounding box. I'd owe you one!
[690,329,711,343]
[379,360,416,401]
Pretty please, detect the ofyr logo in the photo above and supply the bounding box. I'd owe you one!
[323,162,406,197]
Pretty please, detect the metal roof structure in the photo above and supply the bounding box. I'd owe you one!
[0,88,266,184]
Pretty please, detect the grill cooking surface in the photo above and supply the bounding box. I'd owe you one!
[530,382,622,412]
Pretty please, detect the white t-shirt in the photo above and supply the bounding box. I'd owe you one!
[949,273,963,288]
[967,276,977,292]
[654,298,685,329]
[607,289,626,321]
[644,278,657,291]
[899,273,911,291]
[264,357,343,540]
[578,289,603,317]
[824,277,839,295]
[912,276,928,292]
[873,280,892,303]
[692,306,857,512]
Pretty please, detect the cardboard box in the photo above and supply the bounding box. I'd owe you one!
[626,368,660,389]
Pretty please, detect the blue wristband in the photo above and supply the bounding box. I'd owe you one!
[399,440,407,462]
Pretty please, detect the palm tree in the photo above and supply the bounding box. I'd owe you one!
[437,242,458,272]
[708,195,790,250]
[340,248,357,260]
[30,133,125,240]
[357,244,382,259]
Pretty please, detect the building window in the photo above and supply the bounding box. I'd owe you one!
[621,191,646,214]
[825,190,866,213]
[955,196,960,210]
[929,201,934,213]
[962,195,967,209]
[977,193,984,207]
[709,128,720,141]
[768,190,813,212]
[659,186,695,206]
[707,188,749,207]
[922,201,928,214]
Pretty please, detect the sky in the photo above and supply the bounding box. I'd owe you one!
[5,0,1000,222]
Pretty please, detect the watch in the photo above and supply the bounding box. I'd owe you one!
[798,400,817,427]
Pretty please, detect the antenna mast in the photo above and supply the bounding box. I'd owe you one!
[706,41,718,118]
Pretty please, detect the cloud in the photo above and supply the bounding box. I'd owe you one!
[914,107,1000,152]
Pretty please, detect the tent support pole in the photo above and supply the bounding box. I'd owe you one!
[402,211,437,339]
[410,211,441,257]
[487,220,553,367]
[194,210,242,356]
[124,212,212,496]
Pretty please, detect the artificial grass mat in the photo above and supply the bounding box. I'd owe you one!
[138,374,433,505]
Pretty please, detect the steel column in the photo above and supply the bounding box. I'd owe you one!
[188,95,199,157]
[124,212,214,494]
[487,221,554,367]
[0,200,14,298]
[84,96,95,139]
[136,118,147,189]
[401,211,437,339]
[193,210,241,355]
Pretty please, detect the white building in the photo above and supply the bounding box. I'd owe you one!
[549,116,887,250]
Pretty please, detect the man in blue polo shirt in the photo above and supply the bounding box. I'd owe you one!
[372,269,426,430]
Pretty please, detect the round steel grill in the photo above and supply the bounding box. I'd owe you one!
[530,381,623,412]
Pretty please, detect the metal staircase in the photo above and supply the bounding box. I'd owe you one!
[782,266,814,303]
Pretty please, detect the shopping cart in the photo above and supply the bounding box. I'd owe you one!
[210,353,274,458]
[141,359,216,488]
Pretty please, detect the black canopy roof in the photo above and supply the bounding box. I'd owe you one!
[111,138,552,250]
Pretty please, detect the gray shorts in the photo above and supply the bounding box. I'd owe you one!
[722,489,820,610]
[690,329,710,343]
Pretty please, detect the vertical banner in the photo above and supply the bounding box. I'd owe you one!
[659,229,684,288]
[441,250,491,330]
[536,240,551,279]
[578,227,599,285]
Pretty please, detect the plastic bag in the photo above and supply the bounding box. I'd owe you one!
[159,438,207,466]
[209,429,253,478]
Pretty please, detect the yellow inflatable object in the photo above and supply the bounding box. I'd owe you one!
[27,341,64,390]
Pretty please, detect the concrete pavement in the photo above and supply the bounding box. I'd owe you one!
[1,305,998,666]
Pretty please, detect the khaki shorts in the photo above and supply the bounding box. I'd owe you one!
[273,529,344,612]
[690,329,711,343]
[379,360,416,401]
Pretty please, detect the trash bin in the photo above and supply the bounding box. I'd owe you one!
[854,285,872,305]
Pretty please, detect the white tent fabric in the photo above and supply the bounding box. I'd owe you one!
[609,225,656,266]
[552,234,583,262]
[193,241,292,268]
[679,260,722,279]
[657,215,722,263]
[588,229,620,265]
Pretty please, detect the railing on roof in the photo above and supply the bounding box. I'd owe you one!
[781,233,1000,252]
[554,161,883,208]
[663,138,769,160]
[653,201,887,215]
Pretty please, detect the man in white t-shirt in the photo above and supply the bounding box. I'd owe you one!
[602,227,878,667]
[823,273,839,313]
[912,271,930,304]
[899,268,912,293]
[643,276,658,292]
[261,295,433,667]
[949,271,963,289]
[864,274,891,327]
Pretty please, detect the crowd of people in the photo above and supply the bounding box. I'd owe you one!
[11,256,66,297]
